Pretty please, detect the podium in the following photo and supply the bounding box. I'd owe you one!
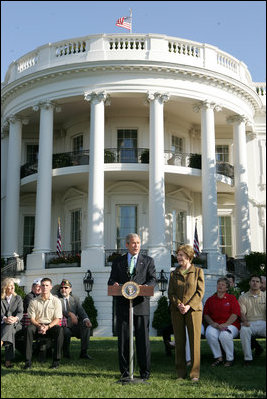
[108,283,154,384]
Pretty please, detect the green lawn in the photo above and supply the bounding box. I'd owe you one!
[1,338,266,398]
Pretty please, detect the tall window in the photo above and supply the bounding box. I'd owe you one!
[218,216,232,257]
[26,144,38,164]
[72,135,83,152]
[171,136,183,153]
[216,145,229,162]
[172,211,186,251]
[71,209,81,253]
[116,205,137,249]
[23,216,35,255]
[117,129,137,162]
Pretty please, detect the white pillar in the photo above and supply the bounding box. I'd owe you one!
[82,91,109,271]
[228,115,251,258]
[194,101,220,254]
[3,116,22,258]
[33,101,54,253]
[147,92,170,269]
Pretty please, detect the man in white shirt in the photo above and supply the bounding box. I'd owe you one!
[239,275,266,365]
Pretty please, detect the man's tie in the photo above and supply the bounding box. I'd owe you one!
[64,298,69,312]
[129,256,135,275]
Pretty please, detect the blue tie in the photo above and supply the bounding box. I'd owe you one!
[129,256,135,274]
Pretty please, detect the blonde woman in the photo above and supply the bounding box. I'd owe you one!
[1,278,23,367]
[168,244,205,382]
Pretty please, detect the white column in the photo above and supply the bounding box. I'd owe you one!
[82,91,109,270]
[33,101,54,253]
[194,101,220,253]
[147,92,170,268]
[228,115,251,258]
[3,116,22,258]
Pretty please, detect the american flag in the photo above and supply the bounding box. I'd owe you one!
[193,221,200,257]
[115,16,132,31]
[57,217,62,256]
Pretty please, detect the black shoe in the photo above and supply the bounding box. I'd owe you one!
[63,352,71,359]
[141,373,150,381]
[80,353,93,360]
[244,360,253,366]
[49,361,60,369]
[23,361,32,370]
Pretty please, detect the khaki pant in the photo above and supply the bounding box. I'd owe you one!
[171,308,202,379]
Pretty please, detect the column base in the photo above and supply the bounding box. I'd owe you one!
[81,247,105,272]
[26,252,46,270]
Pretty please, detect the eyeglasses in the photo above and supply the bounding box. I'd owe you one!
[61,287,70,289]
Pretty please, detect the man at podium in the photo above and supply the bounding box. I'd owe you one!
[108,233,156,381]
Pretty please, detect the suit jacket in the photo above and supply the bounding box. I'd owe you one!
[168,264,205,312]
[108,253,156,316]
[1,295,23,345]
[57,294,89,327]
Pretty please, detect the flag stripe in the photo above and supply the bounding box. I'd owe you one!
[193,222,200,256]
[57,218,62,256]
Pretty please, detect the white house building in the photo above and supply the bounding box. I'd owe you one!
[1,33,266,336]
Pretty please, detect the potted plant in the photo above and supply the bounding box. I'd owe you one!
[152,295,171,336]
[82,295,98,334]
[47,253,81,268]
[189,153,201,169]
[107,252,121,266]
[104,150,115,163]
[140,149,149,163]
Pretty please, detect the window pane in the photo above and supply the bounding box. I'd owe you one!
[71,210,81,253]
[216,145,229,162]
[23,216,35,255]
[171,136,183,153]
[116,205,137,248]
[73,135,83,152]
[117,129,137,163]
[218,216,232,257]
[26,145,38,164]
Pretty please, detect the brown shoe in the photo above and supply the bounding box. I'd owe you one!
[5,361,14,368]
[211,358,223,367]
[224,361,233,367]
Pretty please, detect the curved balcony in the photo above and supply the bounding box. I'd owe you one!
[20,149,234,180]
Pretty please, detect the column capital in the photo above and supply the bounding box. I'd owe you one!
[193,100,222,113]
[84,91,110,105]
[146,91,170,104]
[189,125,201,138]
[32,100,55,112]
[226,114,248,125]
[6,114,22,124]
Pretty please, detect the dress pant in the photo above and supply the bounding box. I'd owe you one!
[25,324,64,361]
[63,322,90,355]
[171,308,202,379]
[117,311,150,378]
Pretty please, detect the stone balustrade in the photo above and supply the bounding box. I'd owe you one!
[2,33,259,89]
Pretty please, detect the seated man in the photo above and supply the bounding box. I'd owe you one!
[58,279,92,359]
[24,277,64,370]
[239,275,266,366]
[23,278,42,313]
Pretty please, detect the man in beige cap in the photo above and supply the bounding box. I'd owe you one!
[58,279,92,359]
[23,278,42,313]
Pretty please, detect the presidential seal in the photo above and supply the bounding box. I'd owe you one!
[121,281,140,300]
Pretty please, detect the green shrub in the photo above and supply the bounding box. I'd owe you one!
[15,283,26,299]
[82,294,98,330]
[244,252,266,275]
[152,295,171,332]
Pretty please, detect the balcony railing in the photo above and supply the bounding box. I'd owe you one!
[20,149,234,180]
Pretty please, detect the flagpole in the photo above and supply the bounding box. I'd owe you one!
[129,8,132,33]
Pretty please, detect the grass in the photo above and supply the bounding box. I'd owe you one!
[1,338,266,398]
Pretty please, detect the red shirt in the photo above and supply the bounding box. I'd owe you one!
[204,292,241,330]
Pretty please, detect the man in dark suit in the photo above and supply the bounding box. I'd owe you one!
[108,233,156,381]
[58,279,92,359]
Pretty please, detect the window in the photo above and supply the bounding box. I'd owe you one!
[23,216,35,256]
[171,136,183,153]
[26,144,38,164]
[117,129,137,162]
[116,205,137,249]
[218,216,232,257]
[172,211,186,251]
[71,209,81,253]
[216,145,229,163]
[72,135,83,152]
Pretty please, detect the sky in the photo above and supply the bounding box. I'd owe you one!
[1,1,266,83]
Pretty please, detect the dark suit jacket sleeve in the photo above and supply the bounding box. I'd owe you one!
[73,296,89,320]
[144,256,156,287]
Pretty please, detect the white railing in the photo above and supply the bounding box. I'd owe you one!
[2,33,261,88]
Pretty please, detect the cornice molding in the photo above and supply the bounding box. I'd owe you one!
[1,62,262,112]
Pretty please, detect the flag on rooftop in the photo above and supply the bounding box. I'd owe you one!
[193,221,200,257]
[115,16,132,31]
[57,217,62,256]
[116,9,132,31]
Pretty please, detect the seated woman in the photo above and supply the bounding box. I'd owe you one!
[203,277,241,367]
[1,277,23,368]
